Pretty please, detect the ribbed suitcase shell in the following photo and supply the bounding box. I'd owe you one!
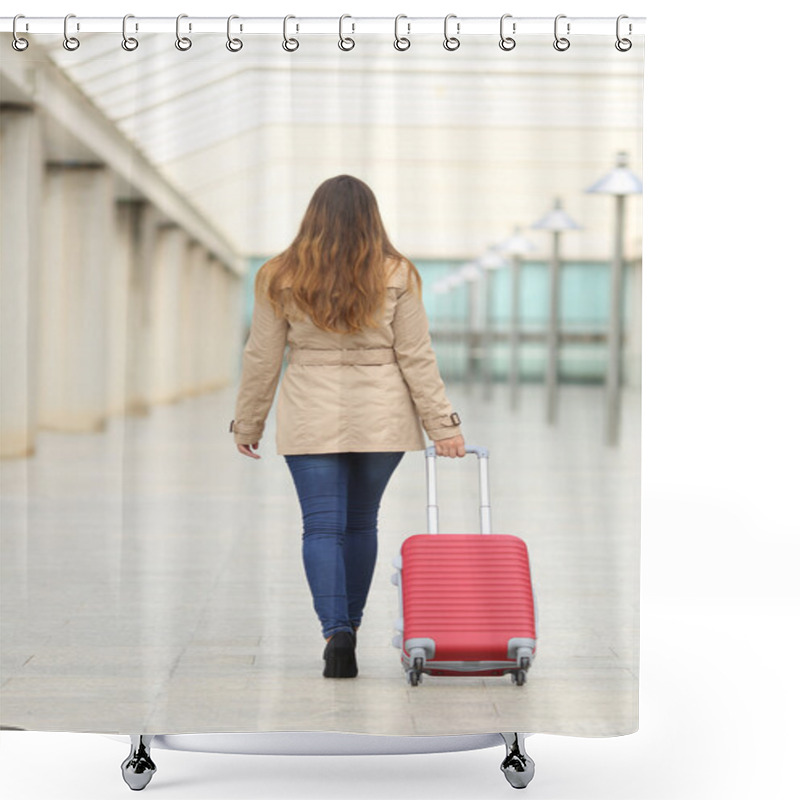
[401,533,536,674]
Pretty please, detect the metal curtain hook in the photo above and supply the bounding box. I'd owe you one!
[226,15,243,51]
[122,14,139,51]
[339,14,355,50]
[553,14,570,51]
[63,13,80,51]
[499,13,516,51]
[394,14,410,51]
[615,14,632,51]
[175,13,192,51]
[12,14,29,51]
[443,13,460,51]
[282,15,299,51]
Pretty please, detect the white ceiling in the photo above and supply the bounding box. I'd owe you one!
[35,32,644,258]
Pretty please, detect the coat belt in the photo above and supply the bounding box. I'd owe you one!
[288,347,397,366]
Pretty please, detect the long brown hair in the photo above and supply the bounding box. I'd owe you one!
[257,175,422,333]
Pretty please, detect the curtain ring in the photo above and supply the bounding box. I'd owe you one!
[615,14,632,52]
[12,15,29,51]
[63,13,80,51]
[499,13,516,51]
[282,15,299,51]
[553,14,570,51]
[175,13,192,51]
[443,14,460,51]
[122,14,139,51]
[226,15,243,51]
[338,14,355,51]
[394,14,411,51]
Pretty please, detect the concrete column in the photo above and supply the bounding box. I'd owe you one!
[227,267,246,385]
[109,204,131,417]
[207,258,229,391]
[196,252,211,393]
[149,224,189,405]
[205,259,220,390]
[38,163,114,432]
[0,105,44,458]
[115,200,160,416]
[109,202,137,417]
[197,249,214,392]
[179,241,205,397]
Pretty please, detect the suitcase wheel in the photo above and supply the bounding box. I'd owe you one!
[406,656,425,686]
[513,669,527,686]
[407,669,423,686]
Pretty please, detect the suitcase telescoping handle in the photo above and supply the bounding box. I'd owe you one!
[424,444,491,534]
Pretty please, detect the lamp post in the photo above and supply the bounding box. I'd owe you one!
[477,248,509,401]
[497,227,539,411]
[458,261,483,395]
[445,272,466,381]
[585,151,642,446]
[530,199,582,425]
[432,276,451,377]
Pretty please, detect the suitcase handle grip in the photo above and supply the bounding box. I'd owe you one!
[424,445,491,534]
[424,444,489,459]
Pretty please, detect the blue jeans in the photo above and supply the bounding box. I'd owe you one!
[284,451,405,639]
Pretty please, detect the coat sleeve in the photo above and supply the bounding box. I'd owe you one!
[391,277,463,442]
[229,286,289,446]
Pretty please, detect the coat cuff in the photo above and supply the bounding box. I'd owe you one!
[422,412,462,441]
[427,424,463,442]
[229,419,264,444]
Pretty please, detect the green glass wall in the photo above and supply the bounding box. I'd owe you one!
[243,257,635,384]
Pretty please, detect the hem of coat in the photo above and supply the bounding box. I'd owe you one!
[276,443,428,455]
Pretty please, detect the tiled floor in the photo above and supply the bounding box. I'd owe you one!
[1,382,640,736]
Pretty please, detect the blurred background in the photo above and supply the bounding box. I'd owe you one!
[1,29,642,460]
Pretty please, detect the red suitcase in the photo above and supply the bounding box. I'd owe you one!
[391,445,537,686]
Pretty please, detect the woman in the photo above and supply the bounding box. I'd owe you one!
[230,175,465,679]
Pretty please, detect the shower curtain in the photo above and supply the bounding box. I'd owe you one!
[0,16,643,742]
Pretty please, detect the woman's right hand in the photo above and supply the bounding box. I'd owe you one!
[434,434,466,458]
[237,442,261,459]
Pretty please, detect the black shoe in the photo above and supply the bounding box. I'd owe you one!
[323,631,358,678]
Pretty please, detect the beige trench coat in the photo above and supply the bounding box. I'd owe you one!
[229,257,462,455]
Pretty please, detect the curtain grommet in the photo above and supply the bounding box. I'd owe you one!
[499,14,516,51]
[63,13,80,51]
[175,13,192,51]
[443,14,460,51]
[12,14,29,51]
[338,14,355,51]
[615,15,633,51]
[394,15,411,51]
[226,14,243,51]
[282,15,299,52]
[553,14,570,51]
[122,14,139,51]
